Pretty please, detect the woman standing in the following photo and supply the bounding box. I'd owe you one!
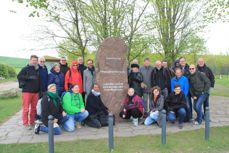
[48,63,65,97]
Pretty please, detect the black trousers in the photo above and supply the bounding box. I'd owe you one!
[120,108,142,119]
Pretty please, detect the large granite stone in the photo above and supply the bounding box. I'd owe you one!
[96,37,128,120]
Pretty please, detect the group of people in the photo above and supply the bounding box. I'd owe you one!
[17,54,214,135]
[121,57,214,128]
[17,55,109,135]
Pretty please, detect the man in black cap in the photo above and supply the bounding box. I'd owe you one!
[128,63,143,97]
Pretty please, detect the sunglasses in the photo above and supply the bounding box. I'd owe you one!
[189,68,195,70]
[73,64,78,66]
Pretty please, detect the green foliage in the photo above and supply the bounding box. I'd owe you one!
[0,64,17,79]
[0,126,229,152]
[5,65,17,78]
[0,64,9,78]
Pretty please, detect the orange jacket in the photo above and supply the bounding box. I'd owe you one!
[64,61,83,93]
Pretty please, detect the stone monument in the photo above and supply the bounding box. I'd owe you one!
[95,37,128,120]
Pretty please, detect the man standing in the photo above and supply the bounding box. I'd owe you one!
[59,57,69,76]
[197,58,215,115]
[151,60,170,98]
[140,58,153,113]
[17,55,41,130]
[189,64,210,125]
[83,59,96,100]
[38,57,48,97]
[179,57,190,77]
[78,57,87,101]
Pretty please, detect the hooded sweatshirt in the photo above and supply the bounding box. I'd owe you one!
[64,61,83,93]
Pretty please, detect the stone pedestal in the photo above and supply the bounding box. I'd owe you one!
[96,37,128,120]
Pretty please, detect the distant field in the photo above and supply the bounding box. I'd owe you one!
[0,56,28,72]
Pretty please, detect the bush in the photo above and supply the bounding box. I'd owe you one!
[0,64,16,79]
[6,65,17,78]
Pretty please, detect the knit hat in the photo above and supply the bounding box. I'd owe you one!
[131,64,139,68]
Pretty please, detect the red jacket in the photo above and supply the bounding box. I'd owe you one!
[123,94,143,114]
[64,61,83,93]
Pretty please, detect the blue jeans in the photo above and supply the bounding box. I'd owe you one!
[185,95,192,120]
[203,94,210,115]
[167,108,186,124]
[40,125,62,135]
[193,93,208,124]
[144,111,159,125]
[161,88,168,99]
[63,111,89,132]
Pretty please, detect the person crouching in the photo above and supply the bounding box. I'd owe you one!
[119,88,143,126]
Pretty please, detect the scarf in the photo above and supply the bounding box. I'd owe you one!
[47,92,60,107]
[92,89,101,96]
[88,67,95,75]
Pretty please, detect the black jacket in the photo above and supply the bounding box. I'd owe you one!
[17,65,40,93]
[78,64,87,82]
[128,72,143,97]
[197,64,215,88]
[165,92,187,112]
[41,94,63,127]
[86,92,108,116]
[181,64,190,77]
[189,71,211,97]
[60,63,70,76]
[151,67,170,90]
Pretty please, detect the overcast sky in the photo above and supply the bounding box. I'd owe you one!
[0,0,228,59]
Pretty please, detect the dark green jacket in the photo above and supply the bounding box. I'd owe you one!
[189,71,210,97]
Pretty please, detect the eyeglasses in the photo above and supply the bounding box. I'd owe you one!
[40,61,45,63]
[189,68,195,70]
[73,64,78,66]
[61,60,66,61]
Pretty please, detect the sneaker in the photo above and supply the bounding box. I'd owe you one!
[34,124,40,134]
[35,120,42,124]
[27,125,33,130]
[194,121,200,125]
[133,118,138,126]
[178,123,183,129]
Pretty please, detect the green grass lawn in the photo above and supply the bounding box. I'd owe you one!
[212,75,229,97]
[0,96,21,124]
[0,126,228,153]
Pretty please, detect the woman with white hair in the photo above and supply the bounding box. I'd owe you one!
[34,84,68,135]
[48,63,65,96]
[119,88,143,126]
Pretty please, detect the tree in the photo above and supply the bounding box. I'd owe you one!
[148,0,208,64]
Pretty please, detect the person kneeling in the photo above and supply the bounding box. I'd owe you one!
[85,83,111,128]
[144,86,164,126]
[62,84,89,132]
[34,84,68,135]
[120,88,143,126]
[165,84,187,129]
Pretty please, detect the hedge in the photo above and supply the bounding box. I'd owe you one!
[0,64,17,79]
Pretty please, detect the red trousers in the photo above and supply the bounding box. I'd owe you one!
[21,92,39,125]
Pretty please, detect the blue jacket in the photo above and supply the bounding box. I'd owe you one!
[39,65,48,92]
[48,69,65,96]
[171,76,189,97]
